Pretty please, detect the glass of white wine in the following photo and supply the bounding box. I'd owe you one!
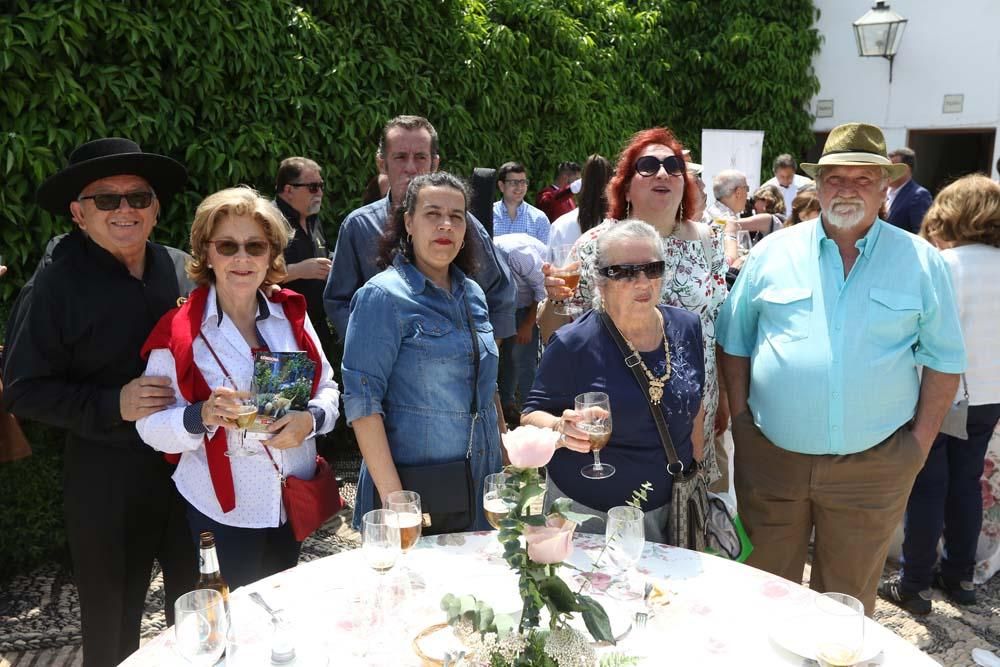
[814,592,865,667]
[577,392,614,479]
[174,589,228,666]
[224,378,259,458]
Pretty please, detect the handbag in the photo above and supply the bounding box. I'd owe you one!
[198,332,343,542]
[599,312,752,561]
[939,374,969,440]
[371,291,482,535]
[263,447,343,542]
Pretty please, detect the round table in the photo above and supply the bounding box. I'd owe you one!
[121,531,936,666]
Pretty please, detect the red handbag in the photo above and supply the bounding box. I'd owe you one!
[264,449,344,542]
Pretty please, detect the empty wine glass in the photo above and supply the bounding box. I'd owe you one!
[605,505,645,600]
[362,509,401,575]
[174,589,228,665]
[550,244,582,316]
[815,592,865,667]
[224,377,259,458]
[577,392,614,479]
[736,230,753,258]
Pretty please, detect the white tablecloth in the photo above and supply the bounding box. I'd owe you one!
[121,531,937,666]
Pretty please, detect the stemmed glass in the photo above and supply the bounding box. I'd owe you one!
[577,392,614,479]
[736,230,753,258]
[605,506,645,600]
[550,244,582,316]
[483,472,514,558]
[385,491,422,554]
[174,589,228,665]
[224,377,259,458]
[362,509,402,575]
[814,592,865,667]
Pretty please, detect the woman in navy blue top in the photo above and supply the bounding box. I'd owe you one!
[522,221,704,542]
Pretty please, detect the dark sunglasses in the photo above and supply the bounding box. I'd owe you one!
[77,191,155,210]
[208,239,271,257]
[290,182,324,194]
[597,261,666,281]
[634,155,686,178]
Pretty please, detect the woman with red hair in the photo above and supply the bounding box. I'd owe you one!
[542,127,729,485]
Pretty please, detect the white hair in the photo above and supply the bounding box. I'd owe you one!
[713,169,746,200]
[591,219,666,311]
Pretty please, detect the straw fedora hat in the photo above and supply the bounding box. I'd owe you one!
[36,137,187,216]
[801,123,907,180]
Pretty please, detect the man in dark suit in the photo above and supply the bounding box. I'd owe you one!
[886,147,933,234]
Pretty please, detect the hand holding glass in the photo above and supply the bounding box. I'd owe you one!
[174,589,228,666]
[577,392,614,479]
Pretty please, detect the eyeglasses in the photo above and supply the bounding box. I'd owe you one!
[597,261,666,281]
[77,191,155,210]
[634,155,686,178]
[290,182,324,194]
[504,179,529,187]
[208,239,271,257]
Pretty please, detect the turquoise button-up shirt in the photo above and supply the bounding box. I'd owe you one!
[716,218,966,455]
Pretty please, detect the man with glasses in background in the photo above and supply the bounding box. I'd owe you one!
[274,156,335,357]
[3,138,197,666]
[493,161,550,244]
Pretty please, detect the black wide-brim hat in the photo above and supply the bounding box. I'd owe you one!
[36,137,188,216]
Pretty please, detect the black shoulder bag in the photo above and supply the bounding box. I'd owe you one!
[373,293,480,535]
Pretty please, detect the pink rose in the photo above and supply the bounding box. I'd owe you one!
[524,516,576,564]
[502,425,559,469]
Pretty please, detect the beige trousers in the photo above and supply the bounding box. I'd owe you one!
[732,412,926,614]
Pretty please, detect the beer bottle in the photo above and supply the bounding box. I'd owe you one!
[197,531,230,614]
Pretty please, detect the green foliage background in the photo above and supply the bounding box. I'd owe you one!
[0,0,820,577]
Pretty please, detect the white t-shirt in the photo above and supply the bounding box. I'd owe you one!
[941,244,1000,405]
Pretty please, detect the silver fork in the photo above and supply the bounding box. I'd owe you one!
[632,581,655,633]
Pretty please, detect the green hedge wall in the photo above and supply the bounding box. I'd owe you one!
[0,0,820,576]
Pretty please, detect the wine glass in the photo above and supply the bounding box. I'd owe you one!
[605,505,645,600]
[483,472,513,558]
[224,377,259,458]
[736,230,753,258]
[550,244,582,316]
[577,392,614,479]
[362,509,401,575]
[814,592,865,667]
[385,491,422,553]
[174,589,228,665]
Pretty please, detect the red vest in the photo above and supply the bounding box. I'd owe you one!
[141,285,321,513]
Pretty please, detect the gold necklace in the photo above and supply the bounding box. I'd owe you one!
[617,309,671,404]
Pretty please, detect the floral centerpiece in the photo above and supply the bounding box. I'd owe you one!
[440,426,638,666]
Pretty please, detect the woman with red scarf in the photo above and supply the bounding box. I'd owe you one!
[138,187,340,589]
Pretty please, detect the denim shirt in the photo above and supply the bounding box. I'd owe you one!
[342,254,503,529]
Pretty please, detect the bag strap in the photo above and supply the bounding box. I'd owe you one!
[461,290,480,459]
[598,311,686,477]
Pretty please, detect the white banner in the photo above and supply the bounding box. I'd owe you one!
[700,129,765,205]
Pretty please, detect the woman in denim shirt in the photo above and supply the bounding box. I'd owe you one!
[342,172,503,531]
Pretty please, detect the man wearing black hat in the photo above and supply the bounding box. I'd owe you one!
[2,138,197,666]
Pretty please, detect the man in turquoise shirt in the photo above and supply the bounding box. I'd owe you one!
[716,123,966,614]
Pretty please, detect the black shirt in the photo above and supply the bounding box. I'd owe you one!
[275,196,328,327]
[2,233,188,451]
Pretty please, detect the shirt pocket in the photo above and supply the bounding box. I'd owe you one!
[758,287,812,342]
[475,321,499,360]
[412,316,467,361]
[868,288,921,344]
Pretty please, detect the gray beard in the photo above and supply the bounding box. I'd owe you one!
[824,204,866,230]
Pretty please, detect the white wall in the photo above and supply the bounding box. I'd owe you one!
[810,1,1000,179]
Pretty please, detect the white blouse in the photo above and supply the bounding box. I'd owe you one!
[941,244,1000,405]
[136,286,340,528]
